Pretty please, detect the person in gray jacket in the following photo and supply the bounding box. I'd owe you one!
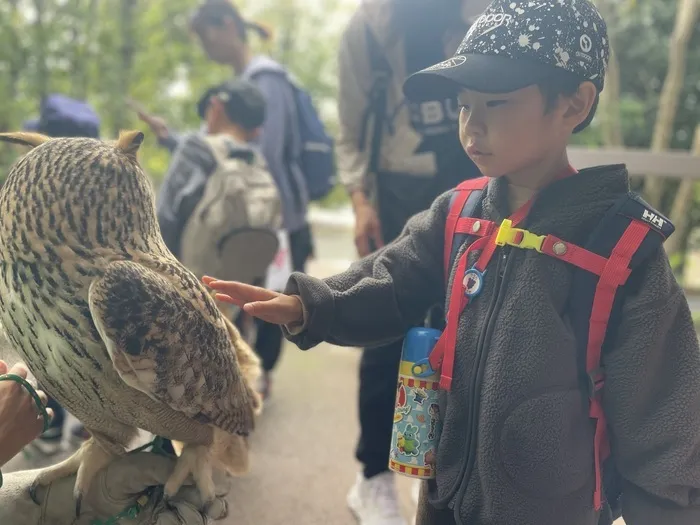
[140,0,313,400]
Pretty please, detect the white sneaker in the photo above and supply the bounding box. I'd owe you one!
[347,471,408,525]
[411,480,421,506]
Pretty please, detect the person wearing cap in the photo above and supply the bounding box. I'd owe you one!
[139,0,312,401]
[202,1,700,524]
[333,0,487,522]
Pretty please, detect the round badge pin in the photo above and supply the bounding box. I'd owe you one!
[463,268,485,298]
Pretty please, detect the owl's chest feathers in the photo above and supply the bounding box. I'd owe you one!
[0,258,108,363]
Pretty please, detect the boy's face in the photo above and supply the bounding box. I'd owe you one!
[457,85,572,179]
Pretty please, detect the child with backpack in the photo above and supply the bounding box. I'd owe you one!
[204,1,700,524]
[156,78,282,283]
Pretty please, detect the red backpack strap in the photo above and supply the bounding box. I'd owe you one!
[443,177,490,281]
[566,193,674,513]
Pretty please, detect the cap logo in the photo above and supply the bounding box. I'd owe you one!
[479,13,513,26]
[579,34,593,53]
[426,55,467,71]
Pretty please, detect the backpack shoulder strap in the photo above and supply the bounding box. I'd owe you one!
[567,191,674,511]
[443,177,491,281]
[569,192,674,378]
[358,24,392,177]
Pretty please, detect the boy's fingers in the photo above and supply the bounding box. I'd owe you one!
[0,361,7,375]
[243,301,276,322]
[207,280,279,303]
[244,298,296,325]
[214,293,243,306]
[201,276,217,285]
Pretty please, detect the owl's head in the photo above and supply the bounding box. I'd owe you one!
[0,130,163,249]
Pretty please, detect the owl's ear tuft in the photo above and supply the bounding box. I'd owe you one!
[0,132,51,150]
[115,130,145,157]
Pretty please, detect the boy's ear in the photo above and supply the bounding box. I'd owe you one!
[563,81,597,131]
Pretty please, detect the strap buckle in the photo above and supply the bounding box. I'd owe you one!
[495,219,545,252]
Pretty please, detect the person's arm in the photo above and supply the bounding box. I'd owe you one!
[337,13,386,254]
[603,247,700,524]
[336,10,374,198]
[132,108,181,153]
[158,134,181,153]
[155,134,216,256]
[253,72,293,197]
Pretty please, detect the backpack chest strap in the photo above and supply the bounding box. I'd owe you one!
[495,219,634,285]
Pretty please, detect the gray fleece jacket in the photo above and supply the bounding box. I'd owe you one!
[284,165,700,525]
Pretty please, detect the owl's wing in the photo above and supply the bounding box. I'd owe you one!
[87,260,256,436]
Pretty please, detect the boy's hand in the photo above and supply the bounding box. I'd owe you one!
[203,277,304,326]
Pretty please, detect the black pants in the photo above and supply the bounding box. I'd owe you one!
[355,172,459,479]
[255,224,314,372]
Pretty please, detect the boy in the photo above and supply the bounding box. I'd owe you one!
[205,1,700,524]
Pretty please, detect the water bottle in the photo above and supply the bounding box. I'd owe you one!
[388,327,443,480]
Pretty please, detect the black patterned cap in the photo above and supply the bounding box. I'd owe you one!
[404,0,609,100]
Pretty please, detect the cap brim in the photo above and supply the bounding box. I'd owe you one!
[403,53,573,101]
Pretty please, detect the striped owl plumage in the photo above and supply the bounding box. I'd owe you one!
[0,131,262,516]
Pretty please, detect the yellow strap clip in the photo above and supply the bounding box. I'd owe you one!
[494,219,545,252]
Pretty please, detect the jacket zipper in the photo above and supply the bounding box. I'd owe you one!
[452,247,514,524]
[431,246,509,509]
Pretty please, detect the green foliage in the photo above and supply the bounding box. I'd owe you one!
[0,0,697,213]
[0,0,355,187]
[608,0,700,150]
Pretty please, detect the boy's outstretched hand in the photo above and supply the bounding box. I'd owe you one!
[203,276,304,326]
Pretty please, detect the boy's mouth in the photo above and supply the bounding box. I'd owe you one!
[466,144,492,157]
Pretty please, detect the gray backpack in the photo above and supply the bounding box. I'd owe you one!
[179,134,282,286]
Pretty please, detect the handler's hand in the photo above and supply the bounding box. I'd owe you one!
[0,451,231,525]
[0,361,52,467]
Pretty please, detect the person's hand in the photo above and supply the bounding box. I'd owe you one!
[134,112,170,141]
[203,276,304,326]
[0,361,52,467]
[351,192,383,257]
[0,451,231,525]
